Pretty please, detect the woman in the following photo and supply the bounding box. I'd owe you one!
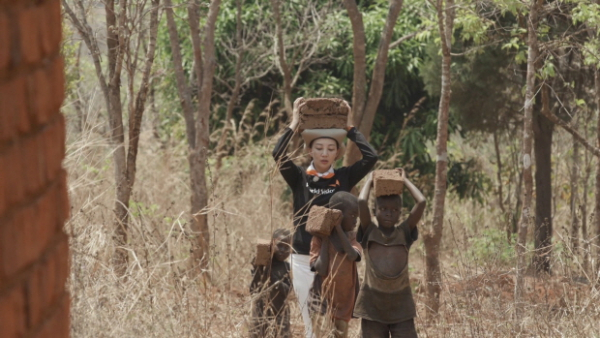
[272,97,377,337]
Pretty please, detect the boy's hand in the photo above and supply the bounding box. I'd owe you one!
[397,167,406,180]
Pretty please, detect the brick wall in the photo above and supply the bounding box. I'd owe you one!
[0,0,70,337]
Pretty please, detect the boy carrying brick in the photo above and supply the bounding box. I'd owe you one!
[250,229,292,338]
[354,169,426,338]
[309,191,362,338]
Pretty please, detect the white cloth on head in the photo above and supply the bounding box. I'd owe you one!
[291,253,316,338]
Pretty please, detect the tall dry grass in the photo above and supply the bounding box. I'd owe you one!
[65,116,599,337]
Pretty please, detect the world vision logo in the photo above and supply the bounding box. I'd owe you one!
[306,182,339,195]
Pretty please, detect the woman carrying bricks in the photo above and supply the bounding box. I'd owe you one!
[272,97,377,338]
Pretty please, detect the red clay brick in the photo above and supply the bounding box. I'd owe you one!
[52,235,69,303]
[39,0,62,57]
[0,80,17,144]
[0,285,27,338]
[14,76,30,135]
[27,66,53,126]
[0,154,5,217]
[51,56,66,112]
[0,10,10,71]
[23,136,40,195]
[26,257,45,326]
[6,142,25,206]
[17,5,42,65]
[34,294,70,338]
[56,169,70,225]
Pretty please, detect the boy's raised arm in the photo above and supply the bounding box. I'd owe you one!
[358,173,373,231]
[402,169,426,230]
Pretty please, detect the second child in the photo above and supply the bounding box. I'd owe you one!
[309,191,362,338]
[354,169,426,338]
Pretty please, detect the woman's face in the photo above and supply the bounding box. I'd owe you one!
[308,138,339,172]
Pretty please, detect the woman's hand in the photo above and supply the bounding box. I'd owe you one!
[343,100,354,131]
[290,97,305,130]
[397,167,406,180]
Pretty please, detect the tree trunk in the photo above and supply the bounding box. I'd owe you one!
[532,86,554,274]
[343,0,404,166]
[423,0,454,317]
[493,130,506,213]
[515,0,539,319]
[165,0,196,148]
[342,0,367,127]
[595,68,600,273]
[215,0,244,174]
[270,0,293,120]
[570,121,580,254]
[188,0,222,274]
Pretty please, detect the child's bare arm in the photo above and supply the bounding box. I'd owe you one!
[313,237,330,276]
[333,223,359,261]
[358,173,373,231]
[402,170,426,230]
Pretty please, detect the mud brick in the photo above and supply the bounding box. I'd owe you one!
[373,169,404,197]
[300,98,349,115]
[17,5,42,65]
[255,239,271,266]
[301,115,348,130]
[50,57,66,112]
[0,285,27,338]
[39,0,62,56]
[0,10,10,70]
[0,77,27,142]
[27,66,53,125]
[299,98,349,130]
[33,295,70,338]
[306,205,342,237]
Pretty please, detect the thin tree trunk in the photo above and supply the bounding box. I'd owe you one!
[595,68,600,273]
[342,0,367,127]
[343,0,404,166]
[493,130,506,213]
[215,0,244,173]
[270,0,293,119]
[532,85,553,274]
[515,0,539,320]
[164,0,196,148]
[423,0,454,317]
[189,0,222,274]
[570,120,580,254]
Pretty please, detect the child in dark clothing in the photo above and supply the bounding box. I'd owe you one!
[309,192,363,338]
[250,229,292,338]
[354,169,426,338]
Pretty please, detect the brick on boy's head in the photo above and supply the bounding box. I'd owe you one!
[329,191,358,213]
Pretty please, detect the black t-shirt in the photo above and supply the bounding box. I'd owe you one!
[272,127,377,254]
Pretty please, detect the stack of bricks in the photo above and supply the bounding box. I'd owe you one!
[0,0,70,337]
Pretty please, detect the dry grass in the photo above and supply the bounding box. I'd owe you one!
[65,119,600,337]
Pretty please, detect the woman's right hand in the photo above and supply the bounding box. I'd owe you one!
[290,97,305,130]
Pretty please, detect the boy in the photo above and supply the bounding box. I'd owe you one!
[354,169,426,338]
[250,229,292,338]
[309,191,362,338]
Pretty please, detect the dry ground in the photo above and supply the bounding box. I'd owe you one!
[65,122,600,337]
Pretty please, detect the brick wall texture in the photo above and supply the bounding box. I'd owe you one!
[0,0,70,337]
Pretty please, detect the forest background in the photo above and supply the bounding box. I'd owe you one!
[60,0,600,336]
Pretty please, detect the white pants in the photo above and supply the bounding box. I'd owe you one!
[291,253,316,338]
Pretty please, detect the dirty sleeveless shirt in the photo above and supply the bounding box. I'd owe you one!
[353,221,419,324]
